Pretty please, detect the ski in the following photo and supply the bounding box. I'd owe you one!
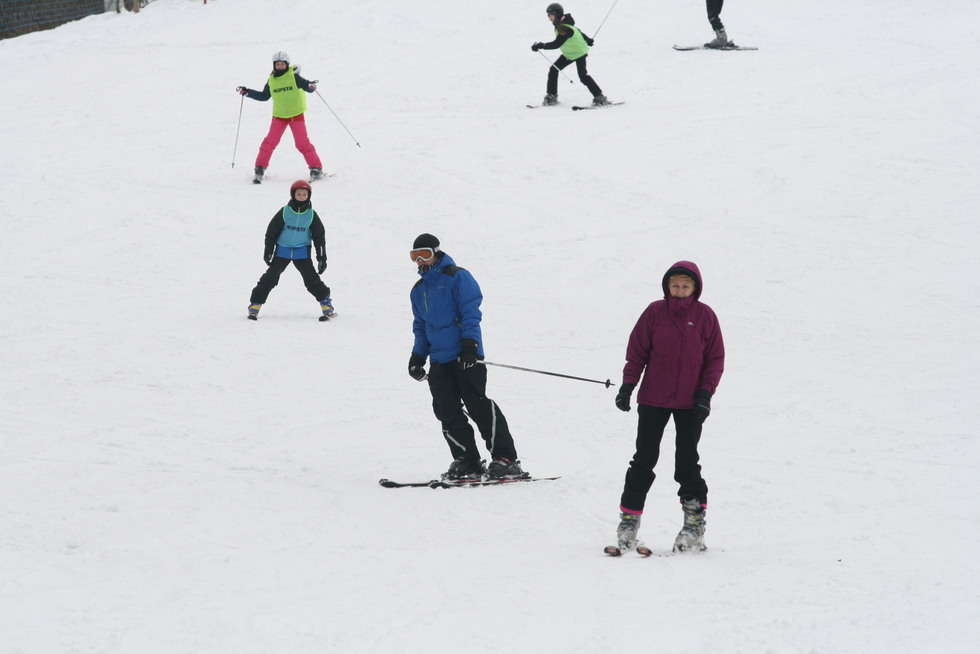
[526,103,561,109]
[571,101,625,111]
[604,544,665,558]
[378,475,560,489]
[378,478,436,488]
[673,44,758,51]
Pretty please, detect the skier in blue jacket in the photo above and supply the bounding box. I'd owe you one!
[407,233,525,481]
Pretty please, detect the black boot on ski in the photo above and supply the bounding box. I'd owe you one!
[673,498,707,552]
[310,167,324,181]
[442,457,485,481]
[616,512,641,551]
[486,457,526,480]
[704,27,732,48]
[542,93,558,106]
[253,165,265,184]
[592,94,609,106]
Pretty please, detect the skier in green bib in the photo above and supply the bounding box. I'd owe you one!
[236,51,324,184]
[531,3,607,107]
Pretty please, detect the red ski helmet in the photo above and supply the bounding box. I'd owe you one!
[290,179,312,200]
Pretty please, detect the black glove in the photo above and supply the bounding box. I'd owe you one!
[458,339,479,369]
[236,86,248,96]
[615,383,636,412]
[584,35,595,46]
[263,250,274,265]
[693,389,712,424]
[317,257,327,274]
[408,353,427,381]
[531,42,544,51]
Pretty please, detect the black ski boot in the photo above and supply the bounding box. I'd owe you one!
[441,457,485,481]
[542,93,558,106]
[252,165,265,184]
[486,457,526,480]
[673,498,707,552]
[310,167,324,181]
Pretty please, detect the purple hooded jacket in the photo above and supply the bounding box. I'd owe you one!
[622,261,725,409]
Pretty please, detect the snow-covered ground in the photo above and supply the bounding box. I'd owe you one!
[1,0,978,651]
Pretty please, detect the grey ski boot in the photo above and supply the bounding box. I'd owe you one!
[672,498,707,552]
[704,27,732,49]
[542,93,559,106]
[616,512,641,551]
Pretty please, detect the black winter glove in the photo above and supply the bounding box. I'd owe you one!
[615,383,636,412]
[408,353,427,381]
[584,35,595,46]
[693,389,712,424]
[237,86,248,96]
[264,250,274,265]
[458,338,479,370]
[316,257,327,274]
[531,42,544,51]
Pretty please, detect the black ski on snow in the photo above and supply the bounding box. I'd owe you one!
[378,475,560,489]
[571,101,625,111]
[673,44,758,51]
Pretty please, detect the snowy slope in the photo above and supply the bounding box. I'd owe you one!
[1,0,978,652]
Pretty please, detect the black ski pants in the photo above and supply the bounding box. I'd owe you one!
[619,404,708,513]
[707,0,725,30]
[427,361,518,463]
[547,55,603,97]
[249,257,330,304]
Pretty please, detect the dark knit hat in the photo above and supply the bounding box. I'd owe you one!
[413,233,440,249]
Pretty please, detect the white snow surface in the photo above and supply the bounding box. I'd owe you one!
[2,0,979,652]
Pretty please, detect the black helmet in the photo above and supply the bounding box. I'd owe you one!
[546,3,564,18]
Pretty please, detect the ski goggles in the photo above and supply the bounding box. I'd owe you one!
[410,247,438,263]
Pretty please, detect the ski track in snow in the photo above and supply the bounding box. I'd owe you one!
[1,0,978,652]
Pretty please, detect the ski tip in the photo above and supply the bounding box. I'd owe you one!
[636,545,653,557]
[603,545,623,557]
[378,478,397,488]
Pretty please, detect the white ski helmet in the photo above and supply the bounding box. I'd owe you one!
[272,50,289,64]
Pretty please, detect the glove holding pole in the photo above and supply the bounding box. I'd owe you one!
[614,382,636,412]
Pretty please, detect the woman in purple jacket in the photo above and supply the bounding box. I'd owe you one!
[613,261,725,553]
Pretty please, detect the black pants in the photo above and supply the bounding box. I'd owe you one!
[249,257,330,304]
[619,404,708,513]
[707,0,725,30]
[427,361,518,463]
[547,55,603,97]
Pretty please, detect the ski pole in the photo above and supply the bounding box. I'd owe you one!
[592,0,622,39]
[483,360,614,388]
[231,94,244,168]
[537,51,575,84]
[313,87,362,149]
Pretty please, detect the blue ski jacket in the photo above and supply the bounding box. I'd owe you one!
[410,253,485,364]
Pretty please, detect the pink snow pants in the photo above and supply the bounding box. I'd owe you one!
[255,113,323,169]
